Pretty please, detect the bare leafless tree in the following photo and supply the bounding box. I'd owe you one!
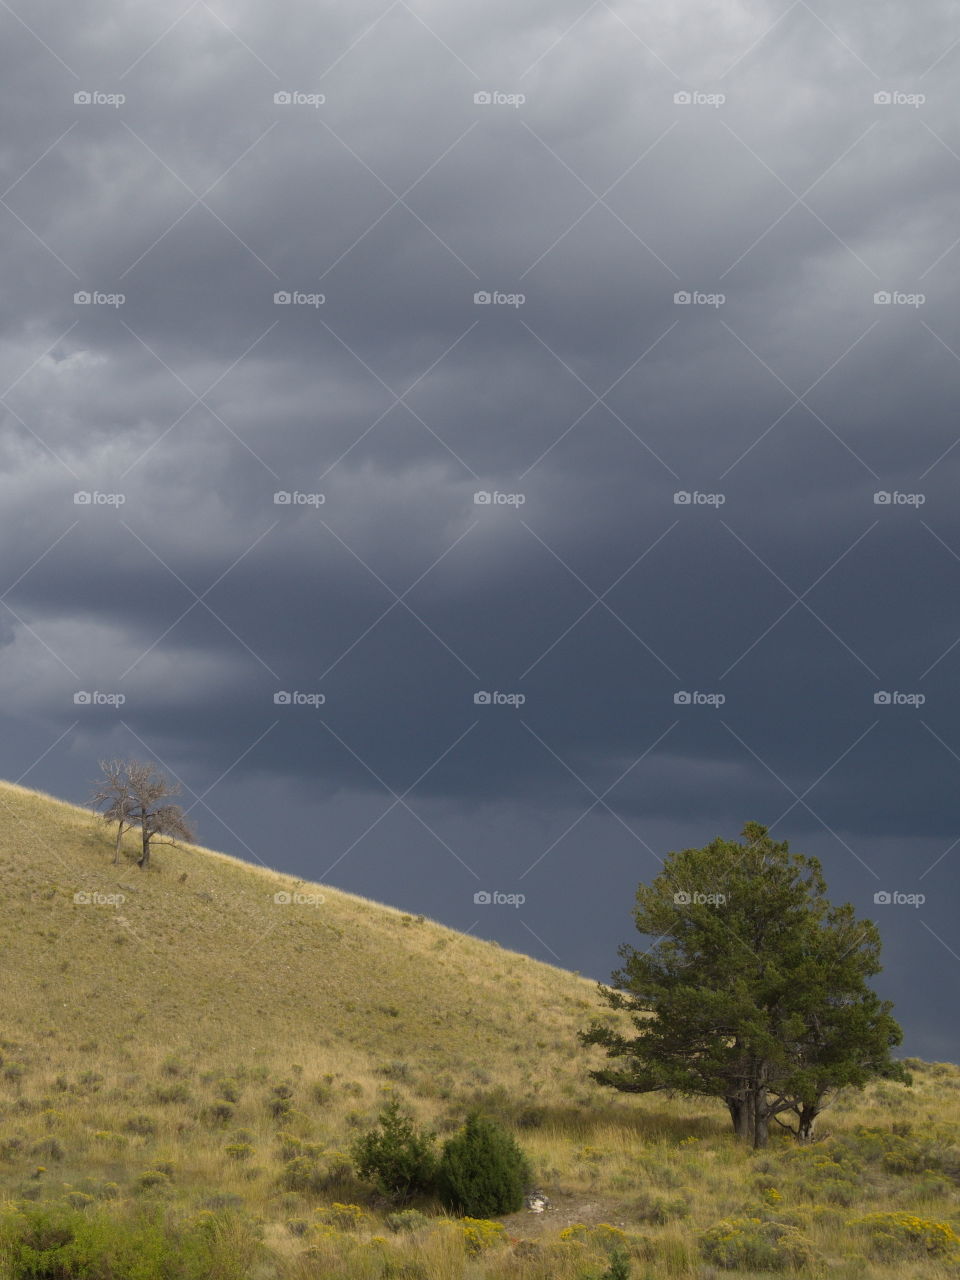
[91,758,135,865]
[91,759,194,869]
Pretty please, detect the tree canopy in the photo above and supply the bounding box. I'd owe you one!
[580,822,907,1147]
[91,759,194,869]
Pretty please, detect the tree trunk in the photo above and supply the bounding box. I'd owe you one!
[796,1103,818,1142]
[113,821,124,865]
[727,1096,755,1143]
[138,815,150,868]
[752,1088,769,1149]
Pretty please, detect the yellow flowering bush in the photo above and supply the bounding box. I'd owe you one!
[559,1223,634,1257]
[700,1216,817,1270]
[847,1211,960,1260]
[459,1217,506,1254]
[314,1202,369,1230]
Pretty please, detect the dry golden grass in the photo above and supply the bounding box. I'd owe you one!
[0,779,958,1278]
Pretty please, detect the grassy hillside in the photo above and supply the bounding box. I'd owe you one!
[0,779,600,1094]
[0,780,959,1279]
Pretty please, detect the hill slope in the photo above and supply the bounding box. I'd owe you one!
[0,779,602,1094]
[1,780,959,1280]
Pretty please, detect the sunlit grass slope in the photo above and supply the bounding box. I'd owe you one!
[0,780,959,1279]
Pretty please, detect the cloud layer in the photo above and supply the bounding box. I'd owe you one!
[1,0,958,1056]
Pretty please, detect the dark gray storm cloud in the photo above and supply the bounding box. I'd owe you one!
[1,0,958,1056]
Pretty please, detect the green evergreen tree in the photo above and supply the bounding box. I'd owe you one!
[580,822,907,1147]
[435,1112,531,1215]
[350,1098,436,1202]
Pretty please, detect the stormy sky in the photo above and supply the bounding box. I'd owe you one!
[1,0,958,1059]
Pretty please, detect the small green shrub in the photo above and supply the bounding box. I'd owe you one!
[602,1251,632,1280]
[0,1202,223,1279]
[64,1191,95,1210]
[351,1098,436,1202]
[123,1114,156,1137]
[152,1083,191,1104]
[201,1193,245,1212]
[31,1137,64,1162]
[216,1076,241,1103]
[435,1111,530,1216]
[278,1155,326,1194]
[204,1101,234,1125]
[267,1083,294,1119]
[135,1167,171,1193]
[385,1208,430,1233]
[632,1192,690,1224]
[699,1216,817,1270]
[309,1080,331,1106]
